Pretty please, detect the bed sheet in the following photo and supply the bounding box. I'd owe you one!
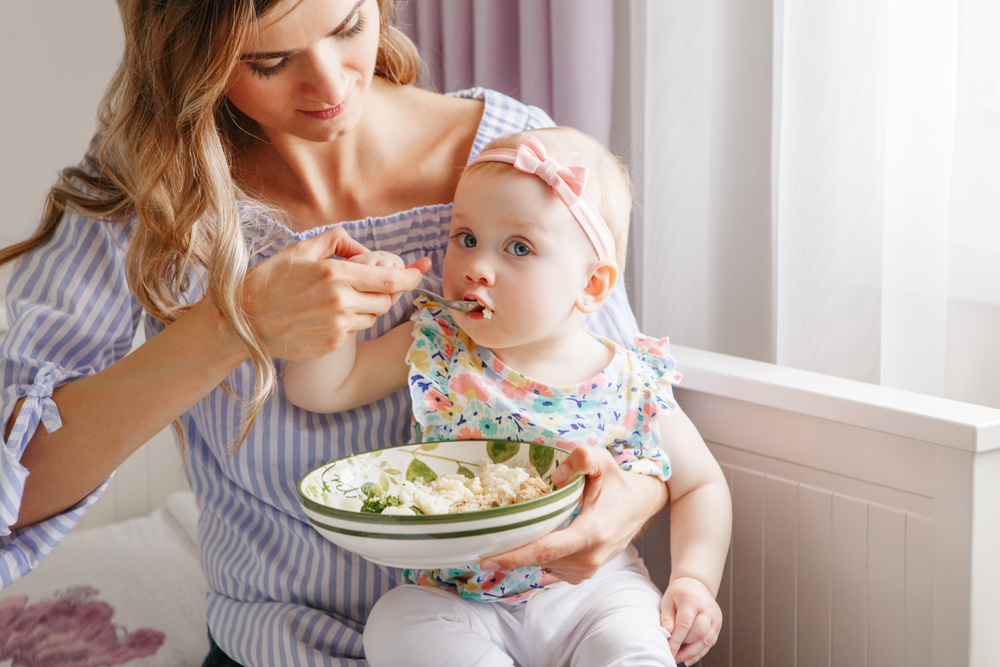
[0,491,209,666]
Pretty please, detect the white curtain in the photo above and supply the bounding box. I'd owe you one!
[630,0,1000,407]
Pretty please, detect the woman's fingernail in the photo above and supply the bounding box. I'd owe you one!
[480,561,501,571]
[551,468,567,485]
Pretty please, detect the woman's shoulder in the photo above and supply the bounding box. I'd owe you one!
[445,87,556,157]
[447,87,553,123]
[407,85,555,151]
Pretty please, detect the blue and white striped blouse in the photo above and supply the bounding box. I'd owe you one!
[0,88,639,665]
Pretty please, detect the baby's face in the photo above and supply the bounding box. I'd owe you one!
[443,166,597,354]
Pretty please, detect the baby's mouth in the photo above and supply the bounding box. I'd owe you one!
[468,301,493,319]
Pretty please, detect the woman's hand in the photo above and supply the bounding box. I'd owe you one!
[479,446,668,584]
[347,250,406,269]
[241,227,430,360]
[660,577,723,665]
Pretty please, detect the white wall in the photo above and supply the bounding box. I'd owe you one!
[0,1,123,248]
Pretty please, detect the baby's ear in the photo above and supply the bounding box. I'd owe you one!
[576,261,618,314]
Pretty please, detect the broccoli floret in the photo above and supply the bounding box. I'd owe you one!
[360,494,402,514]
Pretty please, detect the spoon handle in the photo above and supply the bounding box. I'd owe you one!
[414,288,479,313]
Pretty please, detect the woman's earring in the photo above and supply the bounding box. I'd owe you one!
[582,299,591,307]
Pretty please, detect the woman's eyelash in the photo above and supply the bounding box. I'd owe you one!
[338,13,366,39]
[247,13,365,79]
[250,59,289,80]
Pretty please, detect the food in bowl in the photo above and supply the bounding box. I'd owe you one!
[296,440,585,568]
[326,459,552,516]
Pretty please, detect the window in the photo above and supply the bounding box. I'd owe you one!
[621,0,1000,409]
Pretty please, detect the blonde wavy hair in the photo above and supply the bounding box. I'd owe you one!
[0,0,422,448]
[469,127,634,272]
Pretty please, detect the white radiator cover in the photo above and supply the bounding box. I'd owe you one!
[635,345,1000,667]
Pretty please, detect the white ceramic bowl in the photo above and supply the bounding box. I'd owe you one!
[297,440,584,568]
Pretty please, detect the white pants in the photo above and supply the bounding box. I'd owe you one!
[363,546,675,667]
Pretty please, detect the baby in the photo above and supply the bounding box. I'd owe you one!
[284,127,732,667]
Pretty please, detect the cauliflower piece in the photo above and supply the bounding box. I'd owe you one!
[396,481,418,508]
[482,307,493,319]
[325,496,364,512]
[412,489,456,515]
[426,474,475,502]
[380,505,417,516]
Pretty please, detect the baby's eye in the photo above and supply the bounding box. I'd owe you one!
[457,232,477,248]
[506,240,531,257]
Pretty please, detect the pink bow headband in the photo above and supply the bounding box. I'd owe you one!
[467,136,617,266]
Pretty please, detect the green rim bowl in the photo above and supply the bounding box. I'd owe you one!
[297,439,584,568]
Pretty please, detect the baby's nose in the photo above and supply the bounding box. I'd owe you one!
[464,255,495,285]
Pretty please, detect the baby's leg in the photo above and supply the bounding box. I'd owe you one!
[567,578,675,667]
[363,585,520,667]
[523,549,675,667]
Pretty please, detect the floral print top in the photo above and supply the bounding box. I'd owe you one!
[402,300,682,602]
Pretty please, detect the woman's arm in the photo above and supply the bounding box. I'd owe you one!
[8,297,246,530]
[6,227,426,531]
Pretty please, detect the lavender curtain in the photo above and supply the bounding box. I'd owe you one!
[396,0,615,147]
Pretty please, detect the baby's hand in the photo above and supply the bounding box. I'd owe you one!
[660,577,722,666]
[347,250,406,269]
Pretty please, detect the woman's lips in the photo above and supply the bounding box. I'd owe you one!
[299,94,350,119]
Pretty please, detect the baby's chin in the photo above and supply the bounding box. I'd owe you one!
[457,317,509,349]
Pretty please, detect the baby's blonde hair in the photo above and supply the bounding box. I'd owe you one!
[470,127,633,271]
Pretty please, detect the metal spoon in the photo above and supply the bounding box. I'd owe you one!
[413,288,482,314]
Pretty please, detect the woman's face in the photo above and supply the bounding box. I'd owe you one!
[225,0,381,144]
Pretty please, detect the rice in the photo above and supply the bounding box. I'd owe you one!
[378,459,551,516]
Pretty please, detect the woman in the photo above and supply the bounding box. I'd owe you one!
[0,0,665,664]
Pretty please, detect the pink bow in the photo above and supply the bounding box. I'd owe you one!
[511,137,590,208]
[467,136,617,265]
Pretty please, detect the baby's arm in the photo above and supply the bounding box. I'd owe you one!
[283,251,416,414]
[283,322,414,413]
[655,403,733,665]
